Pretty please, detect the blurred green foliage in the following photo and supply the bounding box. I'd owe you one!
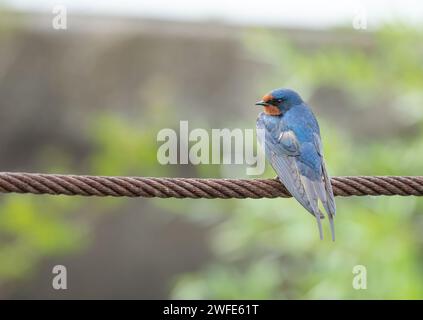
[0,110,168,286]
[89,113,168,177]
[0,196,86,281]
[246,25,423,108]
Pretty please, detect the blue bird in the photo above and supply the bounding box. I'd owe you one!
[255,88,336,240]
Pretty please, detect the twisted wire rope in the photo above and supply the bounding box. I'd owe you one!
[0,173,422,198]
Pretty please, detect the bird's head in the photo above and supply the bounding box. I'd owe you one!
[255,88,303,115]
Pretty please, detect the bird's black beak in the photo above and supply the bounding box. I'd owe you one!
[255,100,268,106]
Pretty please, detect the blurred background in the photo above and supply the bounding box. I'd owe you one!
[1,0,423,299]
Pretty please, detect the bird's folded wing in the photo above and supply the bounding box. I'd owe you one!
[266,133,322,219]
[313,133,336,216]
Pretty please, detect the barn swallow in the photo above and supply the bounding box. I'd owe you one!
[256,88,336,240]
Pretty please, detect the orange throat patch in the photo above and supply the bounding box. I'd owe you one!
[263,105,282,116]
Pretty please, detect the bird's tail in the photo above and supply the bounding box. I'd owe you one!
[302,177,324,240]
[322,163,336,216]
[302,176,335,241]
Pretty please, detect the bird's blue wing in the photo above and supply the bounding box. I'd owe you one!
[257,115,323,217]
[312,133,336,240]
[313,133,336,217]
[257,114,334,240]
[267,136,325,239]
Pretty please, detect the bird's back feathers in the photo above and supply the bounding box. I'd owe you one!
[257,103,336,240]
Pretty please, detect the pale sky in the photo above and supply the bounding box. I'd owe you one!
[3,0,423,29]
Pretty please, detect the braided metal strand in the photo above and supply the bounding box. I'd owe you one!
[0,173,422,198]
